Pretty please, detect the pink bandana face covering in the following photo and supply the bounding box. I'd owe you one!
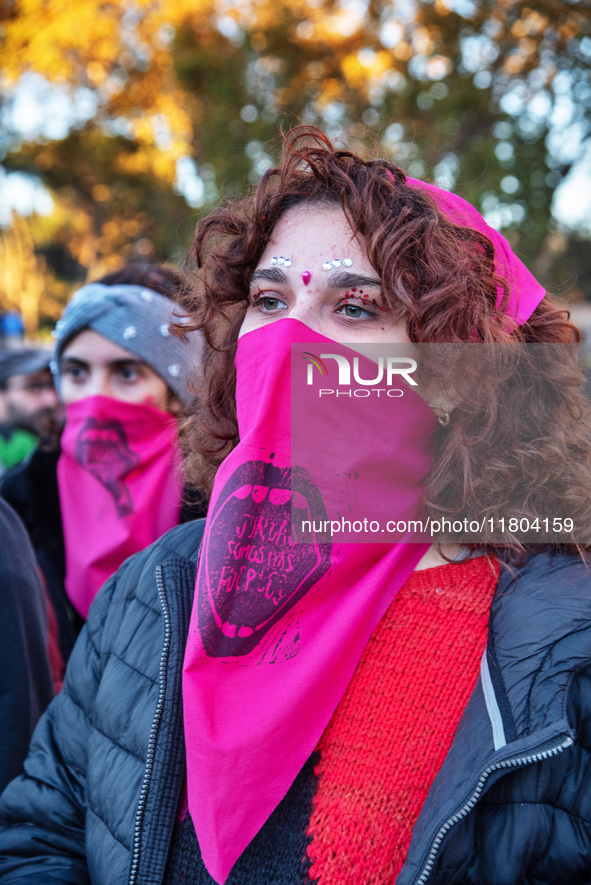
[58,395,182,618]
[183,319,437,883]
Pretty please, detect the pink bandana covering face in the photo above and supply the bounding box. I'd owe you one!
[183,319,437,883]
[58,395,182,618]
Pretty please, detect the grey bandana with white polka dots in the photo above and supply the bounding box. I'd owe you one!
[51,283,203,406]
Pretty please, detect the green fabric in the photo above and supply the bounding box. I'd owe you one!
[0,428,37,471]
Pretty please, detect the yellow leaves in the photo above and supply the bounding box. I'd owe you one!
[511,9,550,39]
[314,9,365,44]
[340,60,367,96]
[1,0,395,170]
[112,118,181,184]
[155,91,195,142]
[412,26,433,56]
[101,218,141,242]
[2,0,124,84]
[239,2,281,33]
[109,81,195,184]
[433,0,451,16]
[503,52,525,75]
[557,20,581,44]
[152,152,177,180]
[134,116,157,144]
[321,78,343,100]
[34,151,53,171]
[94,214,154,269]
[86,62,107,86]
[91,184,109,202]
[0,213,65,336]
[425,55,452,80]
[250,32,267,51]
[393,41,412,62]
[35,195,97,271]
[0,214,44,336]
[115,149,151,177]
[503,35,537,74]
[0,0,209,105]
[341,49,394,93]
[304,60,325,80]
[518,37,537,60]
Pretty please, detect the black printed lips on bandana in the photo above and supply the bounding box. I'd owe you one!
[198,460,332,657]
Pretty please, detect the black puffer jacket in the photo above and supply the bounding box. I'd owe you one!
[0,448,81,663]
[0,499,53,795]
[0,447,208,664]
[0,522,590,884]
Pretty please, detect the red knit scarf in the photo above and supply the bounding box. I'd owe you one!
[307,554,500,883]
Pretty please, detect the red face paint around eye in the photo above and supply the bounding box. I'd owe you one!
[344,290,388,311]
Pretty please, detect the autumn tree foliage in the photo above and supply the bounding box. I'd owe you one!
[0,0,589,331]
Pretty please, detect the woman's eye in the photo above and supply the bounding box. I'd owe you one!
[117,366,140,383]
[63,365,87,382]
[336,302,375,320]
[251,294,287,312]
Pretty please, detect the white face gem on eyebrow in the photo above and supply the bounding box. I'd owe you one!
[322,258,353,270]
[270,257,292,267]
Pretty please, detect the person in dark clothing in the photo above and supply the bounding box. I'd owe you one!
[0,445,77,665]
[0,347,60,475]
[1,128,591,885]
[0,498,53,794]
[1,263,206,666]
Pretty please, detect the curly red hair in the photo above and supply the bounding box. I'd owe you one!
[179,126,591,560]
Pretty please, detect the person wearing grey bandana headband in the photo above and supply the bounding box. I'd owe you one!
[0,264,208,671]
[51,281,202,410]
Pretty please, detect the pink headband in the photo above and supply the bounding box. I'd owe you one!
[389,171,545,325]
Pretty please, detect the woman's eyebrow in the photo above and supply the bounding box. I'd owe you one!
[61,356,147,370]
[250,268,288,284]
[249,268,381,289]
[60,356,88,368]
[328,271,381,288]
[107,359,147,370]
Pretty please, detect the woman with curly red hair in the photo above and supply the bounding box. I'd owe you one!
[1,126,591,885]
